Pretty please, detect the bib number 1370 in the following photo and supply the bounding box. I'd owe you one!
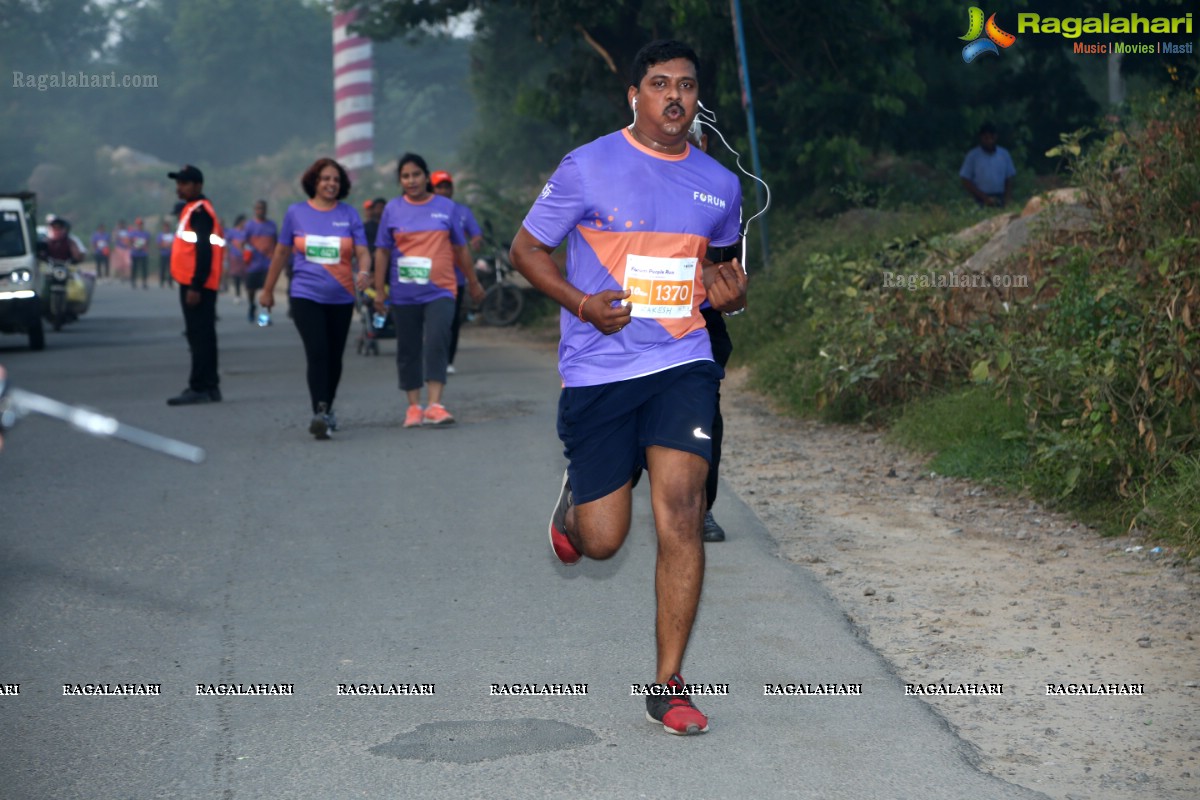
[623,255,697,319]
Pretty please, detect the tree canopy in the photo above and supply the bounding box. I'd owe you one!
[356,0,1197,208]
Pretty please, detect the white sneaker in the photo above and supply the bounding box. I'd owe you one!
[447,364,457,375]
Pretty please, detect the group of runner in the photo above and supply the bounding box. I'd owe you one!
[234,155,488,439]
[90,219,176,288]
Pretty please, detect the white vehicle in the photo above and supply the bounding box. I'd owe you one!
[0,192,45,350]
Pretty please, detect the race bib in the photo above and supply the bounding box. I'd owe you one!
[304,234,342,265]
[623,255,697,319]
[396,255,432,284]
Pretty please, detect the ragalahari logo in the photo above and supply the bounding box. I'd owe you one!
[960,8,1017,62]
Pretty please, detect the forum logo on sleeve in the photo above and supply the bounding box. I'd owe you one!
[960,8,1017,63]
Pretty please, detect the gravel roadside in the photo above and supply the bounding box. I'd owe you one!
[717,366,1200,800]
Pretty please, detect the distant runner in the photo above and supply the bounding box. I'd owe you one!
[244,200,278,323]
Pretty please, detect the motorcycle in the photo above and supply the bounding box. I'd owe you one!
[40,257,94,331]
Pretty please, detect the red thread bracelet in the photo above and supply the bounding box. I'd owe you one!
[577,293,593,323]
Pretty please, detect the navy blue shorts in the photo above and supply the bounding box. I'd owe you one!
[557,360,722,504]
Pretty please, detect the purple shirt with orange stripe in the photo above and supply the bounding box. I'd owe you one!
[243,218,278,274]
[375,194,466,306]
[522,128,742,387]
[280,200,366,304]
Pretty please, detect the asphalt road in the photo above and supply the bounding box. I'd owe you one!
[0,283,1051,800]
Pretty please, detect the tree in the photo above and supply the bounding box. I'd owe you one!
[0,0,109,188]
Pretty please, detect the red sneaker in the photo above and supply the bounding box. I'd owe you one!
[423,403,455,426]
[403,405,424,428]
[548,470,581,565]
[645,674,709,735]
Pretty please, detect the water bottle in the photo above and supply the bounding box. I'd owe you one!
[256,309,271,327]
[372,312,387,330]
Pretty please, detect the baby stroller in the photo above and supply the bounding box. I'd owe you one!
[355,286,394,355]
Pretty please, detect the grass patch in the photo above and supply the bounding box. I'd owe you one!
[1136,454,1200,561]
[888,386,1028,486]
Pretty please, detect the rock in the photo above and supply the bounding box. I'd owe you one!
[864,587,877,597]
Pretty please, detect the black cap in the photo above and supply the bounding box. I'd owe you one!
[168,164,204,183]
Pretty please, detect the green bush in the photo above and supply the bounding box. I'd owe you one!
[736,88,1200,556]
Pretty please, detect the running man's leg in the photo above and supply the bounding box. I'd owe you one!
[646,445,707,682]
[569,483,635,559]
[556,376,645,559]
[639,361,719,681]
[245,272,265,320]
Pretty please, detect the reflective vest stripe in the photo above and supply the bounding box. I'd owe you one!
[176,231,226,246]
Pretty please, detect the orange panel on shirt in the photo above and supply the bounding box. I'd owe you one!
[292,234,358,297]
[390,228,458,294]
[577,226,710,339]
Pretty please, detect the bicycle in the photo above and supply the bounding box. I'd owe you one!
[475,222,527,327]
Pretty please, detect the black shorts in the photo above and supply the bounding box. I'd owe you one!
[557,360,721,504]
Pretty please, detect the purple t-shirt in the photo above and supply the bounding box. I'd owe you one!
[91,232,110,253]
[243,218,278,274]
[375,194,465,306]
[128,229,150,257]
[521,128,742,387]
[451,201,483,285]
[280,201,366,305]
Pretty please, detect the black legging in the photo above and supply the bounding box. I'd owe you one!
[290,297,354,413]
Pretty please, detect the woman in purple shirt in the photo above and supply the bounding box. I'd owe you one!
[259,158,371,439]
[372,153,484,428]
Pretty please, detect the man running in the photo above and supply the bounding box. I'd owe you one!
[510,39,746,736]
[243,200,278,322]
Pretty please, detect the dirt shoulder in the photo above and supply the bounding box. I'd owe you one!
[717,367,1199,800]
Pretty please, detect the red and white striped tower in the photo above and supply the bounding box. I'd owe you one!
[333,8,373,176]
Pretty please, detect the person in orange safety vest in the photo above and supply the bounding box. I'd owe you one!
[167,164,226,406]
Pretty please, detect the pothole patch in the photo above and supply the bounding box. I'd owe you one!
[370,718,599,764]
